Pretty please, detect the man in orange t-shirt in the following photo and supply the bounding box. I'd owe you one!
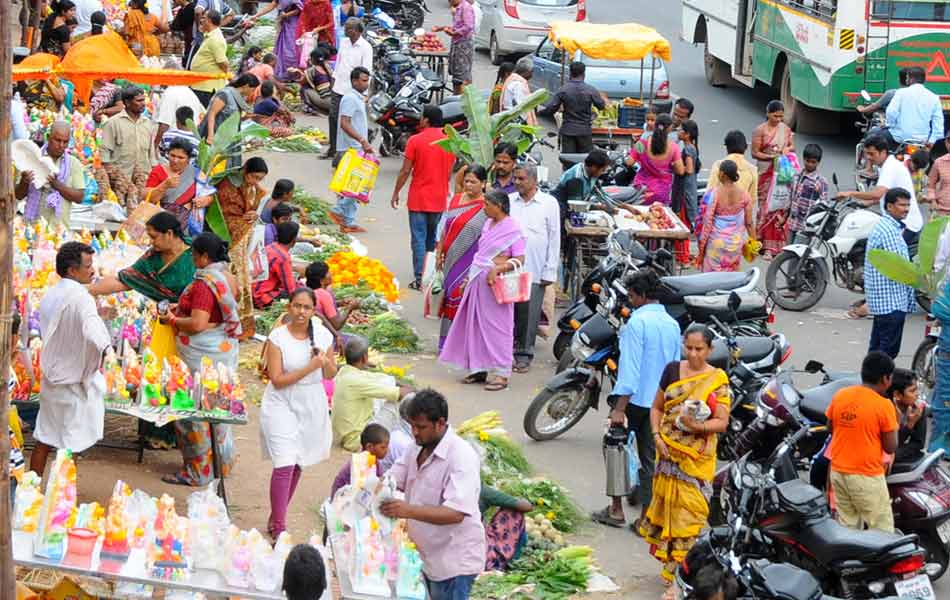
[826,351,899,532]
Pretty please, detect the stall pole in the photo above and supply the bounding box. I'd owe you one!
[0,2,17,597]
[27,0,43,50]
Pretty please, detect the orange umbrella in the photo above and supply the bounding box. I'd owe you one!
[13,32,228,102]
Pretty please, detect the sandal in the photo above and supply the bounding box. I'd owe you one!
[161,472,193,487]
[408,279,422,291]
[462,372,487,384]
[591,507,625,528]
[512,360,531,374]
[484,378,508,391]
[628,517,647,538]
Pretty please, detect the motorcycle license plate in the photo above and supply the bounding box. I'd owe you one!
[894,574,935,600]
[932,323,942,338]
[939,518,950,544]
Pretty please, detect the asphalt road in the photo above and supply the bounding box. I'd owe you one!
[278,0,944,596]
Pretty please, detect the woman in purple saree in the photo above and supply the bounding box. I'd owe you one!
[439,190,526,392]
[250,0,303,80]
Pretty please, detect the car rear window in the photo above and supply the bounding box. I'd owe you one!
[519,0,578,6]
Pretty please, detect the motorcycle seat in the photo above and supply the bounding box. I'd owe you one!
[661,271,754,297]
[753,561,824,600]
[796,515,919,563]
[559,153,588,167]
[798,377,860,424]
[602,186,641,203]
[707,337,775,370]
[684,292,768,324]
[887,449,943,484]
[439,102,465,123]
[419,67,441,82]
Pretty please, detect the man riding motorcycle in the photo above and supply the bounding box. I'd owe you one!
[857,67,910,120]
[875,67,945,152]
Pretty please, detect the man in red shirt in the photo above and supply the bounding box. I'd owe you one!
[390,106,457,289]
[253,221,300,308]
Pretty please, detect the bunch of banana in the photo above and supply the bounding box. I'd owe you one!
[456,411,503,435]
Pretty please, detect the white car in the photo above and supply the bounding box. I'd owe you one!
[474,0,588,66]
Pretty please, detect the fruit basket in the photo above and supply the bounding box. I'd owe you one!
[616,202,689,239]
[410,32,447,53]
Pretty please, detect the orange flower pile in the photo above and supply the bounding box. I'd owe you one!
[326,251,400,303]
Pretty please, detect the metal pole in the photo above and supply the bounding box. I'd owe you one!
[649,56,656,112]
[0,0,17,596]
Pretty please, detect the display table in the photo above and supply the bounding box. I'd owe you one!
[14,399,247,506]
[13,531,283,600]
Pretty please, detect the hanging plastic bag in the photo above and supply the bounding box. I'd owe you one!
[626,431,640,489]
[423,271,444,319]
[247,196,271,283]
[329,149,380,204]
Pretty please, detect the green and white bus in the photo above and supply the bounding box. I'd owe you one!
[682,0,950,132]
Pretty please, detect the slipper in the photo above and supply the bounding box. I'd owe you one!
[513,361,531,374]
[628,517,646,538]
[408,279,422,291]
[484,379,508,391]
[591,507,625,528]
[328,211,343,226]
[161,472,193,487]
[462,372,487,384]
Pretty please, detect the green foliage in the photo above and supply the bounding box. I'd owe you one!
[256,299,289,332]
[345,313,420,354]
[190,113,270,185]
[495,478,584,533]
[868,216,950,297]
[292,188,336,226]
[435,87,550,167]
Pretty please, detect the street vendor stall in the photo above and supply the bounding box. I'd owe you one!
[547,21,672,151]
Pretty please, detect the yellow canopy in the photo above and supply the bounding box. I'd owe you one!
[548,21,672,63]
[12,32,227,102]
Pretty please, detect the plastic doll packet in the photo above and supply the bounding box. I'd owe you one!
[13,471,44,532]
[186,481,230,571]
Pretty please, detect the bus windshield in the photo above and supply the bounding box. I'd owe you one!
[871,0,950,20]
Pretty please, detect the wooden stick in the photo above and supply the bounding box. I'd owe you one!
[0,0,16,597]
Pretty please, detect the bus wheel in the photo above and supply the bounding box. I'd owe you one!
[780,63,840,135]
[704,41,730,87]
[779,62,799,129]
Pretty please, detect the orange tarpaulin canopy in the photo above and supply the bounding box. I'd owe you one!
[12,32,226,102]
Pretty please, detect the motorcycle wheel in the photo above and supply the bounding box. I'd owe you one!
[397,5,425,30]
[553,331,572,361]
[523,385,590,441]
[912,336,938,398]
[917,531,949,581]
[766,251,829,311]
[917,290,933,313]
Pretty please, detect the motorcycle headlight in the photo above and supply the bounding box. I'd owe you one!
[570,334,595,361]
[907,490,946,517]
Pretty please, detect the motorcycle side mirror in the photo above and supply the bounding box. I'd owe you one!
[804,360,824,374]
[832,173,839,187]
[727,291,741,312]
[860,89,872,102]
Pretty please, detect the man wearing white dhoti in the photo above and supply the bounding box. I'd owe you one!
[30,242,111,475]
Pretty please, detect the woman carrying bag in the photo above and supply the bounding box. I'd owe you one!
[438,190,525,392]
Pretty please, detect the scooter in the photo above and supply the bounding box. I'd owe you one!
[765,174,880,311]
[720,426,938,598]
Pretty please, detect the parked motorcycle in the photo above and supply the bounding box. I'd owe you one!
[527,291,788,441]
[719,426,938,598]
[363,0,428,30]
[912,315,940,398]
[715,362,950,580]
[765,185,880,311]
[367,72,455,156]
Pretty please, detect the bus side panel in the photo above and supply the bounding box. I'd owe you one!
[680,2,739,69]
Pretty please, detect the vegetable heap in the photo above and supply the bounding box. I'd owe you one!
[471,546,594,599]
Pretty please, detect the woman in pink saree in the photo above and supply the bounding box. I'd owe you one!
[439,190,526,392]
[696,160,754,273]
[626,113,685,205]
[751,100,797,257]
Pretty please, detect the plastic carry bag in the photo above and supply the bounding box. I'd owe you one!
[329,149,380,204]
[491,258,532,304]
[148,318,177,363]
[626,431,640,489]
[423,271,444,319]
[247,196,271,283]
[775,154,796,185]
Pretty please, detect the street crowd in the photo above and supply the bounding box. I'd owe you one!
[7,1,950,600]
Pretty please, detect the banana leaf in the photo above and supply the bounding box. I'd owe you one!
[462,86,494,167]
[916,217,950,274]
[867,249,920,287]
[205,197,231,242]
[491,89,550,132]
[435,124,474,164]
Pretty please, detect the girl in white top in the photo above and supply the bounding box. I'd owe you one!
[261,287,337,539]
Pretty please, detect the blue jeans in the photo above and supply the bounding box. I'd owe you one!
[869,310,906,359]
[425,574,476,600]
[409,211,442,280]
[332,195,358,227]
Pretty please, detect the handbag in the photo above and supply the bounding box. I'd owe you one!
[491,258,532,305]
[423,270,444,319]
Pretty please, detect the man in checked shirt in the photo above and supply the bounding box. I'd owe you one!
[864,188,915,359]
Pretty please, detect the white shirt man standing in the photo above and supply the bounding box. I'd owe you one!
[31,242,111,475]
[509,164,560,373]
[327,17,373,157]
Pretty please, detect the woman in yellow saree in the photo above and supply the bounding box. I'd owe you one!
[639,325,731,585]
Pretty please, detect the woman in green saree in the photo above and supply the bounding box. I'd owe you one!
[89,211,195,448]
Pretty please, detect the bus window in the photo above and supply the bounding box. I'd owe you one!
[871,0,949,20]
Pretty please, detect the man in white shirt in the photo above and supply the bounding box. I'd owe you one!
[30,242,111,475]
[840,134,923,237]
[154,85,206,152]
[509,164,560,373]
[326,17,373,158]
[73,0,104,37]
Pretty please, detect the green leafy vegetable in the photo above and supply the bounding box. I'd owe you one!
[346,312,420,354]
[496,478,584,533]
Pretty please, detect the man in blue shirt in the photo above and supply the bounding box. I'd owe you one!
[591,271,680,529]
[329,66,373,233]
[557,149,610,205]
[865,188,916,359]
[885,66,945,146]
